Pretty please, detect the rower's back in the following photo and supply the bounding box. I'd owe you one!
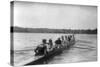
[34,39,47,55]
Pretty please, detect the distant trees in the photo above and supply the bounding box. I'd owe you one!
[11,26,97,34]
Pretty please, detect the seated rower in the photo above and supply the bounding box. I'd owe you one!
[67,35,72,47]
[55,38,62,48]
[72,34,75,41]
[65,35,69,47]
[61,36,66,46]
[34,39,47,55]
[65,35,68,41]
[48,39,53,50]
[68,35,71,42]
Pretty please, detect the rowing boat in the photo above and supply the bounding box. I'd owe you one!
[23,40,76,66]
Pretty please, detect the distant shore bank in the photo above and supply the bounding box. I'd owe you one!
[11,26,97,34]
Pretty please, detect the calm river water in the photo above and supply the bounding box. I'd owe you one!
[13,33,97,65]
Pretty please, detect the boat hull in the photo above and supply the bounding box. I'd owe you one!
[25,40,75,66]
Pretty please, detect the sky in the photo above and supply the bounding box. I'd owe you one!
[13,1,97,29]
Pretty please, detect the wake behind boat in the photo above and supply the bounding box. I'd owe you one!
[16,34,76,66]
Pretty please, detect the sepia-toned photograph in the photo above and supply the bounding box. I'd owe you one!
[10,1,97,66]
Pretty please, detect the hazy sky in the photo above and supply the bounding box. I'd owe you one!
[13,1,97,29]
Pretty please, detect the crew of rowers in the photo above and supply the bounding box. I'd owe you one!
[34,34,75,55]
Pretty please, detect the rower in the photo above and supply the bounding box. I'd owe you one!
[68,35,71,42]
[67,35,72,47]
[48,39,53,49]
[72,34,75,41]
[55,38,62,48]
[61,36,64,41]
[45,39,53,53]
[61,36,66,46]
[65,35,69,47]
[65,35,68,41]
[34,39,47,55]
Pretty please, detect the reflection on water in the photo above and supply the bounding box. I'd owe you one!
[13,33,97,65]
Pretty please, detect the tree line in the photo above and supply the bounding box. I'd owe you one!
[11,26,97,34]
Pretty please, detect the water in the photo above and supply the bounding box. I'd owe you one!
[13,33,97,65]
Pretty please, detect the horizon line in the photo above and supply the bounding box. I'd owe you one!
[11,26,97,30]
